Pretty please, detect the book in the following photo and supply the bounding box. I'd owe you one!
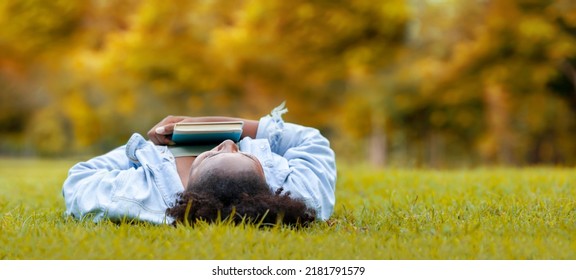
[171,121,244,144]
[168,121,244,156]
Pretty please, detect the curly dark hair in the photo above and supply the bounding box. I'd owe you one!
[166,169,316,227]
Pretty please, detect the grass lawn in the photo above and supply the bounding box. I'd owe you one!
[0,158,575,259]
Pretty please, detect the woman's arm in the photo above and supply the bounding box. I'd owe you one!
[62,134,182,224]
[255,109,337,221]
[147,116,259,145]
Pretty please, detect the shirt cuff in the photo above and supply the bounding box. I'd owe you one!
[256,102,288,150]
[125,133,148,165]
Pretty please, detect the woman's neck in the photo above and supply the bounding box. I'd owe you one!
[175,156,195,188]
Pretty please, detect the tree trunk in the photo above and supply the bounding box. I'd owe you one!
[368,111,386,167]
[428,132,443,168]
[483,83,514,165]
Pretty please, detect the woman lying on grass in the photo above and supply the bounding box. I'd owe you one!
[62,103,336,227]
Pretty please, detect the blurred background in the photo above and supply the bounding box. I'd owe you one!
[1,0,576,168]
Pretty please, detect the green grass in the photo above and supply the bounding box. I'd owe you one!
[0,158,575,259]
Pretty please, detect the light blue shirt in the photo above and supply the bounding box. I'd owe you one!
[62,106,337,224]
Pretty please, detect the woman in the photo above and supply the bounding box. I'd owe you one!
[62,104,336,226]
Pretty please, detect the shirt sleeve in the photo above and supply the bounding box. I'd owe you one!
[61,133,181,224]
[256,104,337,220]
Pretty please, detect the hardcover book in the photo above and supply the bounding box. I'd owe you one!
[168,121,244,156]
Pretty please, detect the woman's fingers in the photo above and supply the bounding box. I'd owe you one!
[148,116,183,145]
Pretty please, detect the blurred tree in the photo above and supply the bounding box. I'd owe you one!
[89,0,410,160]
[0,0,88,155]
[384,0,576,166]
[1,0,576,167]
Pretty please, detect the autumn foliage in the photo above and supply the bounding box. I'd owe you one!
[1,0,575,167]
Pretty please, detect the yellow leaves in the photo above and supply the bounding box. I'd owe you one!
[131,1,163,31]
[26,107,68,156]
[547,39,576,60]
[340,94,374,139]
[296,3,315,20]
[210,26,249,71]
[430,111,447,127]
[378,0,411,24]
[131,0,191,35]
[530,64,557,86]
[2,0,576,165]
[550,0,576,25]
[0,0,85,57]
[517,16,556,42]
[482,65,510,85]
[345,47,374,81]
[393,94,414,112]
[243,0,275,24]
[450,39,482,73]
[62,90,100,150]
[116,91,136,117]
[68,49,103,82]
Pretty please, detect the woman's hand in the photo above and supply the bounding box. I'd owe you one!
[147,115,188,145]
